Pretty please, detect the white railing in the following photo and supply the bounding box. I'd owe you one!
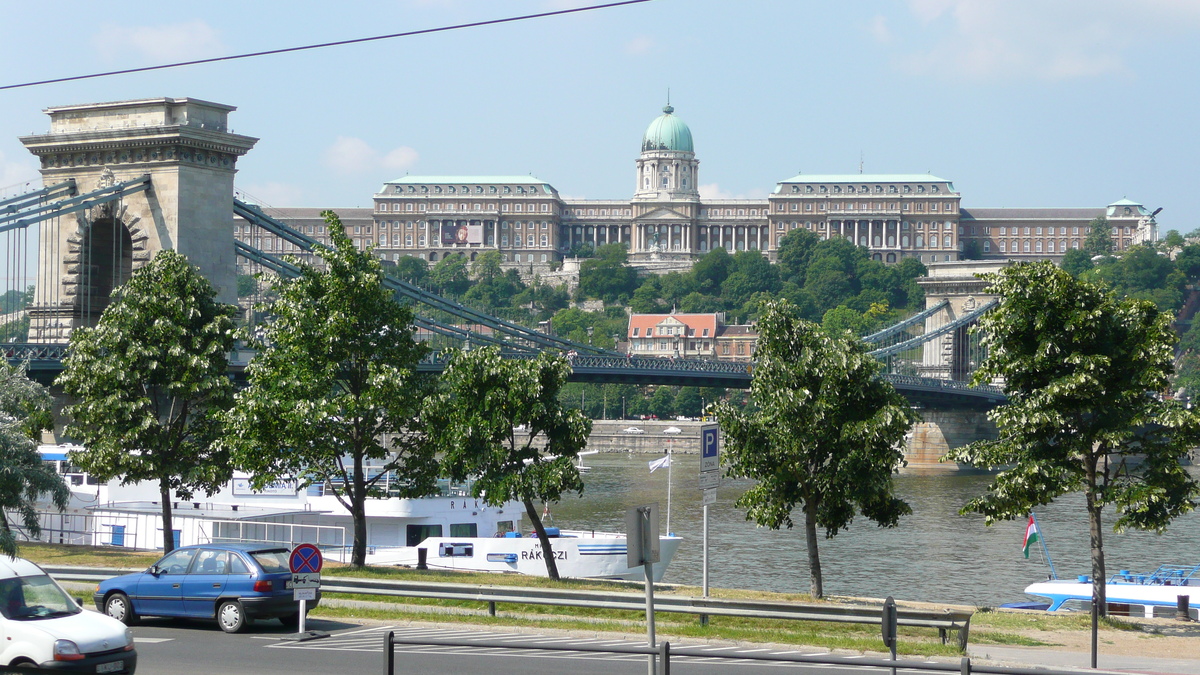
[195,519,348,563]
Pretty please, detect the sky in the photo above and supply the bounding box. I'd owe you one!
[3,0,1200,228]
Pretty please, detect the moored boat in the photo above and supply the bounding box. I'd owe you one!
[1024,564,1200,619]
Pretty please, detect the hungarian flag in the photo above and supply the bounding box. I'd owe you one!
[1022,514,1040,559]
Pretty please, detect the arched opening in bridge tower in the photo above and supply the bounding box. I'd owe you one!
[79,217,133,326]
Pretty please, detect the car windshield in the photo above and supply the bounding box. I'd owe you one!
[250,549,291,573]
[0,574,82,621]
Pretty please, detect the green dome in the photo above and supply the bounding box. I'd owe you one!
[641,105,693,153]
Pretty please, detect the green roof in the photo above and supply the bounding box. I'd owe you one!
[778,173,952,184]
[385,175,551,185]
[642,105,694,153]
[1107,198,1142,206]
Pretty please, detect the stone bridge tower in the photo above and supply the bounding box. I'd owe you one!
[19,98,257,342]
[906,260,1007,471]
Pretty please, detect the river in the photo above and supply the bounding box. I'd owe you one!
[549,451,1200,608]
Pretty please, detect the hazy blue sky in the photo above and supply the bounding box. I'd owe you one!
[3,0,1199,229]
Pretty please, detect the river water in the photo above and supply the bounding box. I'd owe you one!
[549,451,1200,608]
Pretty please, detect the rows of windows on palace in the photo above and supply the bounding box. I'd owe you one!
[365,200,961,217]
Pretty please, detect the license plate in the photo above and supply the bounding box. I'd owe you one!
[97,660,124,673]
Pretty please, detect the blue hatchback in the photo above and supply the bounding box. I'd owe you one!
[94,544,320,633]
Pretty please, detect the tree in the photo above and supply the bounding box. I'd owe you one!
[961,239,982,260]
[430,254,470,297]
[0,361,69,557]
[58,250,237,554]
[224,211,439,567]
[578,243,638,303]
[236,274,257,298]
[649,386,676,420]
[692,246,733,294]
[946,262,1200,616]
[1060,248,1094,277]
[716,299,915,598]
[427,347,591,579]
[392,256,430,287]
[1083,217,1114,257]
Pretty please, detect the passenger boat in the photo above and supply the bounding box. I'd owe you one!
[29,445,681,581]
[1023,565,1200,619]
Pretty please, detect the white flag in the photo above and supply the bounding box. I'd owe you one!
[648,455,672,472]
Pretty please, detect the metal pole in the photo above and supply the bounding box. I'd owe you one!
[666,447,672,535]
[645,559,656,675]
[298,598,306,634]
[382,630,394,675]
[1091,592,1099,669]
[658,640,670,675]
[701,503,709,626]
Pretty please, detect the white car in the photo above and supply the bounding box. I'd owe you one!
[0,556,136,672]
[622,427,646,434]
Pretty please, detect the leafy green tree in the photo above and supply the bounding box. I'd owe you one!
[1087,245,1185,313]
[578,243,638,303]
[0,285,33,314]
[649,386,676,420]
[630,279,665,313]
[946,262,1200,616]
[961,239,982,260]
[680,291,724,314]
[471,250,504,283]
[716,298,915,598]
[674,387,702,417]
[1160,229,1185,251]
[224,211,439,567]
[58,250,237,554]
[1083,216,1114,257]
[0,361,69,557]
[236,274,257,298]
[692,247,733,294]
[428,347,591,579]
[776,229,820,285]
[1060,248,1094,277]
[430,254,470,297]
[721,251,781,307]
[1175,244,1200,281]
[392,256,430,287]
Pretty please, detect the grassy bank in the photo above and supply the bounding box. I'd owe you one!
[21,543,1138,657]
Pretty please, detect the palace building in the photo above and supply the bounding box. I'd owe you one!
[237,105,1158,272]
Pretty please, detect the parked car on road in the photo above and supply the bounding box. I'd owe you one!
[94,543,320,633]
[1,556,136,672]
[622,427,645,434]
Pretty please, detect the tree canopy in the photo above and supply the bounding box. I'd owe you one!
[225,211,440,567]
[58,250,237,554]
[1083,216,1114,257]
[946,262,1200,615]
[716,298,916,598]
[427,347,591,579]
[0,361,69,557]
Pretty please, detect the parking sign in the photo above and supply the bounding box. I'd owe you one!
[701,425,719,473]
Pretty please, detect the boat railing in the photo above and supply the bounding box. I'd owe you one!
[1110,564,1200,586]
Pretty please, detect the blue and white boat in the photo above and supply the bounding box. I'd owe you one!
[1024,565,1200,619]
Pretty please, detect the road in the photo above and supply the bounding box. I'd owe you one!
[127,616,921,675]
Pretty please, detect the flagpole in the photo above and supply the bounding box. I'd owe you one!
[666,446,672,535]
[1031,511,1058,580]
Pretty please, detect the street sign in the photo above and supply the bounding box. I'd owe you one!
[702,488,717,505]
[701,425,719,473]
[698,472,720,490]
[289,543,323,574]
[625,503,660,568]
[291,573,320,588]
[293,588,317,602]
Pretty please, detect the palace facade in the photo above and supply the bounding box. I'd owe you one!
[236,105,1158,272]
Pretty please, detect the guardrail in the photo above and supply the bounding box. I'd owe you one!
[43,565,971,649]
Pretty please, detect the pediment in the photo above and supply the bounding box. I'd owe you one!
[637,207,690,221]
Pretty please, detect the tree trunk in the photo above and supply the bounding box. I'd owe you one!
[523,497,560,580]
[351,454,368,567]
[159,483,175,554]
[804,501,823,599]
[1086,486,1107,617]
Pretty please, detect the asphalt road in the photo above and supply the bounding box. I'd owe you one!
[126,615,923,675]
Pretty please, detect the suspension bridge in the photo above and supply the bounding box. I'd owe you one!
[0,98,1004,465]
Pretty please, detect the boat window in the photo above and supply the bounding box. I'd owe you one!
[407,524,443,547]
[495,521,515,536]
[450,523,478,538]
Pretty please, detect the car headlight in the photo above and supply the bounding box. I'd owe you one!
[53,639,84,661]
[124,627,135,651]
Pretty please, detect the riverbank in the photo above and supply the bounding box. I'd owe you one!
[26,542,1200,668]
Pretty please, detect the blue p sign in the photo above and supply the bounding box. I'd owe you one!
[701,426,719,472]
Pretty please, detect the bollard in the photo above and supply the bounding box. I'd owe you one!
[416,547,427,570]
[382,630,394,675]
[658,641,670,675]
[488,601,496,617]
[961,656,971,675]
[1178,595,1191,621]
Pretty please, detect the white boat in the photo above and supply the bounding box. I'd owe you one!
[28,445,680,581]
[1024,565,1200,619]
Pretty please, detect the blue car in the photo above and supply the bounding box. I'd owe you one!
[94,544,320,633]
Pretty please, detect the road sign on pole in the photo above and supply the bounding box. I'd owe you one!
[287,544,324,639]
[700,425,719,473]
[289,544,323,574]
[702,488,717,505]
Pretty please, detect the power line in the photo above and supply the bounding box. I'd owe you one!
[1,0,651,92]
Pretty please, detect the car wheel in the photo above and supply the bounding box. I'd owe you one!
[279,612,300,630]
[10,659,36,668]
[216,600,247,633]
[105,592,139,626]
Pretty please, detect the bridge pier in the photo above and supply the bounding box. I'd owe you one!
[904,409,997,472]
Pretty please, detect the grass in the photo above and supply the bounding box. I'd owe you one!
[19,542,1144,658]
